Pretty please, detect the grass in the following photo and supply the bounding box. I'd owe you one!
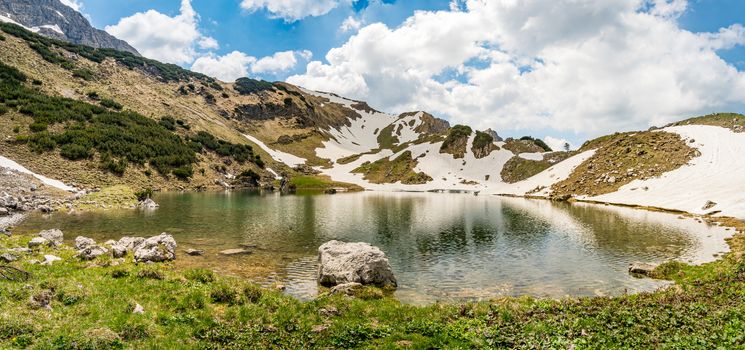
[1,217,745,349]
[289,175,363,191]
[439,125,472,158]
[666,112,745,133]
[501,152,574,184]
[70,185,139,211]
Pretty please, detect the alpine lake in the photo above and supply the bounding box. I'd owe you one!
[14,190,732,304]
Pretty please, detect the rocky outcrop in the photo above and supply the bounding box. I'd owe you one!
[0,0,139,54]
[629,262,658,276]
[38,229,63,246]
[134,233,177,263]
[317,240,397,288]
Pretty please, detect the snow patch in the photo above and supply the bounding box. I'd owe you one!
[37,24,64,35]
[242,134,306,168]
[0,156,76,192]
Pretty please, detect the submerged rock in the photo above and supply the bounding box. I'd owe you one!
[134,233,177,263]
[629,262,658,276]
[138,198,159,210]
[219,248,251,256]
[185,249,204,256]
[38,229,63,246]
[317,240,397,288]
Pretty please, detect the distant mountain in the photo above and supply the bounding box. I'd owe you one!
[0,0,139,54]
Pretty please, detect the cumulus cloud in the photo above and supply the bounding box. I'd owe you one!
[288,0,745,139]
[543,136,573,152]
[59,0,83,12]
[240,0,342,22]
[340,16,362,33]
[192,51,256,82]
[192,50,312,82]
[105,0,217,65]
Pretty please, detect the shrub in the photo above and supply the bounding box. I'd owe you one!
[210,284,238,304]
[59,143,93,160]
[31,79,42,86]
[0,105,9,115]
[28,121,47,132]
[234,77,274,95]
[184,268,215,283]
[137,267,164,280]
[72,68,95,81]
[519,136,553,152]
[472,131,494,149]
[134,188,153,201]
[100,98,123,110]
[159,116,176,130]
[86,91,100,100]
[242,284,263,303]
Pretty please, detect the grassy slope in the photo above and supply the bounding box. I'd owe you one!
[501,152,574,184]
[352,151,432,185]
[1,217,745,349]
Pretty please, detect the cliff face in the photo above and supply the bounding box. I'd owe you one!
[0,0,139,54]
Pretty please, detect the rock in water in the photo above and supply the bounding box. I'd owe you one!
[134,233,177,263]
[185,249,204,256]
[219,248,251,256]
[38,229,64,246]
[629,262,658,276]
[317,240,397,288]
[138,198,159,210]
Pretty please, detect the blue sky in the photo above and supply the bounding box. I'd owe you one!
[72,0,745,146]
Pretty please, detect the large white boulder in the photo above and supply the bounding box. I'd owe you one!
[317,240,397,288]
[134,233,177,263]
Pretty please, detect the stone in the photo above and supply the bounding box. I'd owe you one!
[329,282,363,295]
[117,237,146,252]
[133,303,145,314]
[28,237,49,248]
[134,233,177,263]
[317,240,397,288]
[78,245,108,260]
[629,262,658,276]
[111,244,127,258]
[702,200,717,210]
[138,198,159,210]
[0,253,17,263]
[219,248,251,256]
[74,236,97,250]
[41,254,62,265]
[185,248,204,256]
[30,289,53,310]
[0,207,8,216]
[38,229,63,246]
[38,205,53,213]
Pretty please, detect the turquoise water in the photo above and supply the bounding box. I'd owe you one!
[16,191,729,304]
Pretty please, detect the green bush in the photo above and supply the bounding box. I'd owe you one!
[59,143,93,160]
[159,116,176,130]
[72,68,95,81]
[210,283,239,304]
[472,131,494,149]
[0,105,9,115]
[86,91,100,100]
[134,188,153,201]
[184,269,215,284]
[234,77,274,95]
[519,136,552,152]
[100,98,123,110]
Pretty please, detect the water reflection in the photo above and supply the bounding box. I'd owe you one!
[16,191,731,304]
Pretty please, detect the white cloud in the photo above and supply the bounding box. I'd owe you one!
[340,16,362,33]
[240,0,342,22]
[191,50,312,82]
[288,0,745,140]
[252,50,313,74]
[105,0,215,65]
[59,0,83,12]
[543,136,573,152]
[191,51,256,82]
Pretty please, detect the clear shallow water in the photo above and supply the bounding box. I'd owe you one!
[15,191,731,304]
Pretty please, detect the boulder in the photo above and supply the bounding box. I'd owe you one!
[134,233,177,263]
[38,205,53,213]
[78,245,108,260]
[28,237,49,248]
[38,229,63,246]
[219,248,251,256]
[0,207,8,216]
[317,240,397,288]
[330,282,363,295]
[138,198,159,210]
[0,253,17,263]
[629,262,658,276]
[111,244,128,258]
[117,237,145,251]
[74,236,97,250]
[702,200,717,211]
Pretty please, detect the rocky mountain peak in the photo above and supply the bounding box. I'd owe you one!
[0,0,139,54]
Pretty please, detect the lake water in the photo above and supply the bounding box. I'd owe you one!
[15,191,732,304]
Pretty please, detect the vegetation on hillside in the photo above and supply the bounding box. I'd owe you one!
[233,78,274,95]
[500,152,574,184]
[352,151,432,184]
[552,131,696,197]
[0,23,215,84]
[471,131,499,159]
[439,125,472,158]
[666,112,745,133]
[1,218,744,348]
[0,62,262,179]
[503,138,549,154]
